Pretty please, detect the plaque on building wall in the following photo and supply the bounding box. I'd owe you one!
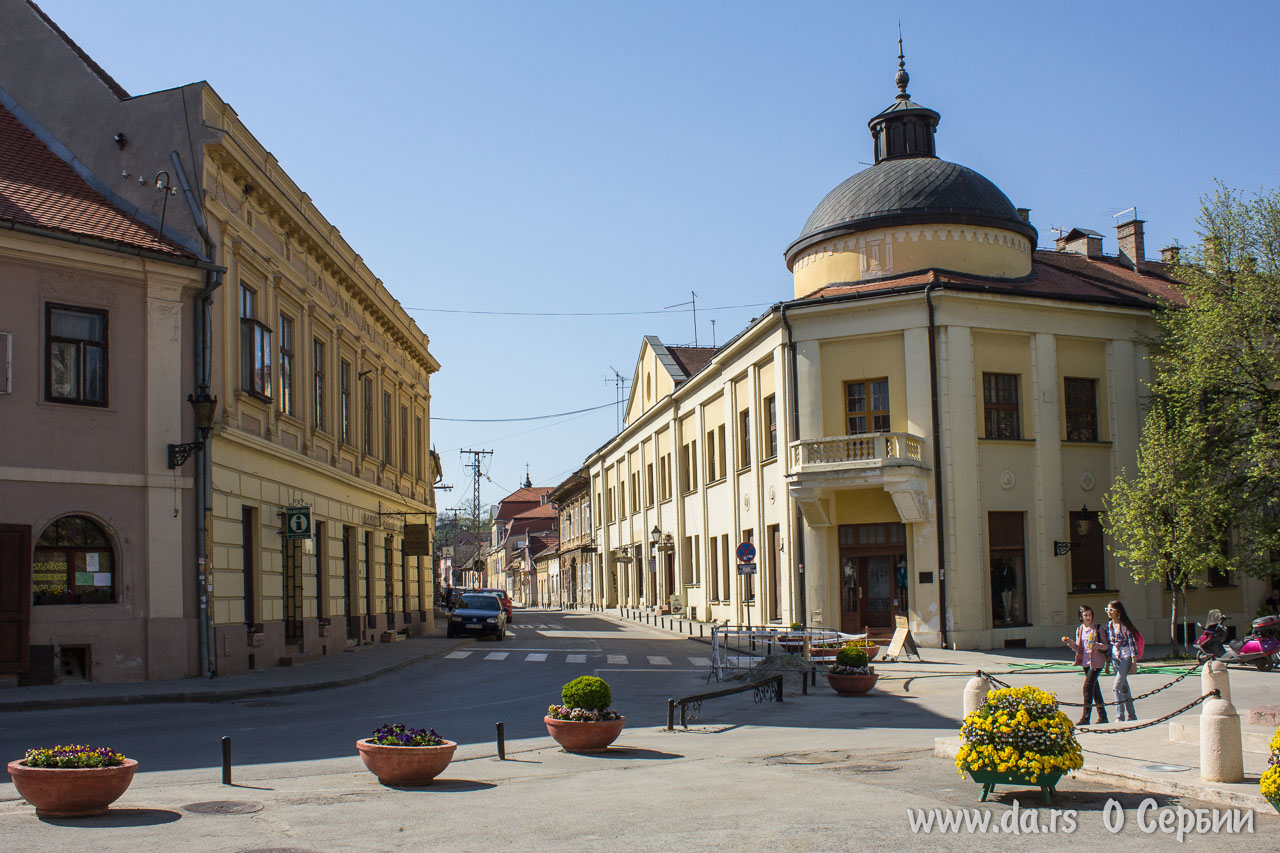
[403,524,432,556]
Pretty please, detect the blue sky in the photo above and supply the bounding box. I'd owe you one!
[34,1,1280,513]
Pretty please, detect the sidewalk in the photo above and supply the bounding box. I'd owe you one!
[0,619,469,712]
[598,606,1278,811]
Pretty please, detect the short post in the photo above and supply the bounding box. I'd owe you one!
[666,699,676,731]
[963,674,990,717]
[221,736,232,785]
[1200,696,1244,783]
[1201,660,1231,704]
[496,722,506,760]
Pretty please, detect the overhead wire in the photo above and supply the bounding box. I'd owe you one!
[433,400,615,422]
[405,301,771,318]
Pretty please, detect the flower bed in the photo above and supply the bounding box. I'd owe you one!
[955,686,1082,798]
[546,705,623,722]
[23,745,125,768]
[367,724,445,747]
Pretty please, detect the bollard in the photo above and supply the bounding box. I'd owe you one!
[963,674,990,718]
[1201,660,1231,704]
[496,722,506,760]
[1200,697,1244,782]
[221,736,232,785]
[666,699,676,731]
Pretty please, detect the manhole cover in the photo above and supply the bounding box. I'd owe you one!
[233,700,285,708]
[183,800,264,815]
[1142,764,1193,773]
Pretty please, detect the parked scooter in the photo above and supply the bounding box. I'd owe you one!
[1194,609,1280,670]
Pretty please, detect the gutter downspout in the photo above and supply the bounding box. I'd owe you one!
[173,151,222,677]
[925,283,949,649]
[780,304,806,628]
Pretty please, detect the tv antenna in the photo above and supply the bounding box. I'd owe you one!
[1111,206,1139,223]
[663,291,698,346]
[605,367,629,432]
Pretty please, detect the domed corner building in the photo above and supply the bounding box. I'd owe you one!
[581,53,1265,651]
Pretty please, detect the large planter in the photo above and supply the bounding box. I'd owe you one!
[968,769,1063,805]
[544,716,626,753]
[826,668,878,696]
[356,739,457,785]
[7,758,138,817]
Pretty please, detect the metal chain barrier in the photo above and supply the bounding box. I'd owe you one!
[978,664,1203,707]
[1077,689,1219,734]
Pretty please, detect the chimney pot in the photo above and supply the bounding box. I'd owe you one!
[1116,218,1146,271]
[1160,245,1180,265]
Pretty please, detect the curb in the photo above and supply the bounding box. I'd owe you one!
[0,637,474,713]
[933,736,1270,812]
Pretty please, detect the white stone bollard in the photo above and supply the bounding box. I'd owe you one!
[1202,660,1231,704]
[963,675,990,718]
[1200,697,1244,783]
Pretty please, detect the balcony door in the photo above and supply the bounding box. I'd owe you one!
[838,523,906,634]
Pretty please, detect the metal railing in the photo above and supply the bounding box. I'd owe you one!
[709,623,867,681]
[788,432,927,473]
[666,674,784,730]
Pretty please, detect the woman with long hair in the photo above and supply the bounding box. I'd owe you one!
[1062,604,1109,725]
[1105,600,1141,721]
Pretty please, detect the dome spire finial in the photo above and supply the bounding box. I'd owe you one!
[895,23,910,100]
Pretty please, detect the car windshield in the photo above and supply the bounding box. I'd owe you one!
[459,595,500,611]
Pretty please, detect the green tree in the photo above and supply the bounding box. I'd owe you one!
[1104,182,1280,645]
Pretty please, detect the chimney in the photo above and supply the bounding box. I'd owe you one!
[1055,229,1103,258]
[1016,208,1031,224]
[1160,245,1180,265]
[1116,219,1145,271]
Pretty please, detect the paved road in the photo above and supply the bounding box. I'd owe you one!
[0,612,718,777]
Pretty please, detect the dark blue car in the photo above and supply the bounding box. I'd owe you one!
[446,593,508,640]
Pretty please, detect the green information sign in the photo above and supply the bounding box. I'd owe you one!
[284,506,312,539]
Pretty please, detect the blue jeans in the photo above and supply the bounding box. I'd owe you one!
[1113,656,1137,720]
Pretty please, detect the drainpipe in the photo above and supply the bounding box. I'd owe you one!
[924,283,949,649]
[780,305,806,628]
[172,152,222,677]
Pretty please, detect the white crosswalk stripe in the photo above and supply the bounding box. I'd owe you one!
[485,652,509,661]
[688,656,711,667]
[525,653,547,662]
[647,656,671,666]
[444,650,710,667]
[566,654,587,663]
[607,654,628,665]
[444,651,472,659]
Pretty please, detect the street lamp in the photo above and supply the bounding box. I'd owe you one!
[168,390,218,468]
[1053,504,1094,556]
[650,525,662,545]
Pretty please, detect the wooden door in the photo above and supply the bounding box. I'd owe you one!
[0,524,32,674]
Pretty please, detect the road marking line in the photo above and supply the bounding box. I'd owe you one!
[607,654,628,664]
[647,656,672,665]
[566,654,587,663]
[485,652,509,660]
[688,656,711,666]
[525,653,548,662]
[444,651,472,659]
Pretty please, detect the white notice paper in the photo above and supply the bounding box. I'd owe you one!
[86,553,99,571]
[92,572,112,587]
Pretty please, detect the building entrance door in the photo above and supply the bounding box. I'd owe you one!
[838,523,906,635]
[343,527,359,640]
[0,524,32,675]
[664,552,675,607]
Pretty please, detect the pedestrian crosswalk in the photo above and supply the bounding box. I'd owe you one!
[442,650,717,668]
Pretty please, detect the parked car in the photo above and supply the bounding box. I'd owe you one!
[447,593,507,641]
[479,588,514,622]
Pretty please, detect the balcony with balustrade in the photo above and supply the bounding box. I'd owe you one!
[787,432,932,525]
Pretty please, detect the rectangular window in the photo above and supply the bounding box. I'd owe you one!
[764,394,777,459]
[313,338,326,431]
[659,454,671,501]
[339,360,352,444]
[382,391,393,464]
[681,440,697,493]
[362,375,374,456]
[721,534,731,600]
[278,314,294,415]
[693,534,701,586]
[45,304,107,406]
[1064,377,1098,442]
[400,404,409,473]
[983,373,1020,439]
[989,511,1028,627]
[630,471,640,514]
[238,284,272,398]
[646,463,655,507]
[415,415,423,480]
[845,378,889,434]
[709,538,719,600]
[738,409,751,470]
[705,431,717,483]
[1069,509,1106,592]
[717,425,727,479]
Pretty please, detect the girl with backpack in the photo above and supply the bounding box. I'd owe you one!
[1105,600,1142,721]
[1062,605,1109,725]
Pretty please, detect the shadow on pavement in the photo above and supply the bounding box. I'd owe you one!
[38,808,183,827]
[582,747,682,760]
[386,779,497,793]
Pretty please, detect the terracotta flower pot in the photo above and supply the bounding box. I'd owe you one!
[825,668,878,696]
[7,758,138,817]
[356,739,457,785]
[544,716,626,753]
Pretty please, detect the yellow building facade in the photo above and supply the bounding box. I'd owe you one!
[584,60,1269,648]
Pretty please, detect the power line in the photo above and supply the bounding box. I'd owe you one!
[433,401,615,423]
[404,301,770,318]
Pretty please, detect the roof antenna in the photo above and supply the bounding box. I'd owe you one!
[896,22,910,100]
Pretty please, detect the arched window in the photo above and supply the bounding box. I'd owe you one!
[32,516,116,605]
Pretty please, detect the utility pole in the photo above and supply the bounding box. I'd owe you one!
[460,449,493,526]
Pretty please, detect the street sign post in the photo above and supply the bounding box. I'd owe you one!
[283,507,311,540]
[735,541,756,564]
[736,541,757,633]
[735,562,757,575]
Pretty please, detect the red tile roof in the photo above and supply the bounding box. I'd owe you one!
[0,105,194,259]
[806,251,1184,308]
[667,346,718,379]
[513,503,557,521]
[529,533,560,560]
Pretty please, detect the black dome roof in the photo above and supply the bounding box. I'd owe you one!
[785,157,1037,266]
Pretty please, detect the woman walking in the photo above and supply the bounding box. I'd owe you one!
[1062,605,1109,725]
[1106,600,1141,721]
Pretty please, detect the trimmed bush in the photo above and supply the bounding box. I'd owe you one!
[835,644,869,669]
[562,676,612,711]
